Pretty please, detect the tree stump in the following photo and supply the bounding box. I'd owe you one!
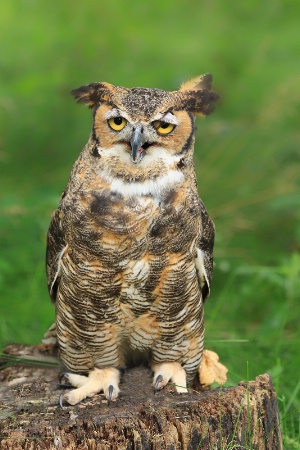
[0,344,282,450]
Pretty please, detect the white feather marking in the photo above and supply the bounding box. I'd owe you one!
[124,258,150,280]
[195,248,210,293]
[50,244,68,296]
[160,112,179,125]
[105,108,122,120]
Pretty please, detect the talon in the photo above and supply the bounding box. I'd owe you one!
[108,385,114,403]
[59,393,67,408]
[154,374,163,392]
[59,372,72,387]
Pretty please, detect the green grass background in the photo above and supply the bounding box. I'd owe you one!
[0,0,299,446]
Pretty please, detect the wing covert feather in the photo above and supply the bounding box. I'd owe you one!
[196,200,215,302]
[46,206,66,304]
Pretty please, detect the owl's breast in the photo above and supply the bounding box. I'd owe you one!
[62,183,201,262]
[62,188,159,265]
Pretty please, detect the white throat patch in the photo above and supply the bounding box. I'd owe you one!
[101,170,184,198]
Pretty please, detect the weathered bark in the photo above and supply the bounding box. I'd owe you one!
[0,344,282,450]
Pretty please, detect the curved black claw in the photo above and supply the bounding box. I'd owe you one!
[108,385,114,404]
[154,374,163,392]
[59,393,68,409]
[59,372,72,387]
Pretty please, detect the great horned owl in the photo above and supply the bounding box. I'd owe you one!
[44,74,227,405]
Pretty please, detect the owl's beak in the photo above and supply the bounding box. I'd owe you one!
[130,123,146,164]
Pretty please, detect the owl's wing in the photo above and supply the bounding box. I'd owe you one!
[195,200,215,302]
[46,206,67,304]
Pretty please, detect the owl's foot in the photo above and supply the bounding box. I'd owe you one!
[198,349,228,387]
[59,367,120,406]
[152,362,188,393]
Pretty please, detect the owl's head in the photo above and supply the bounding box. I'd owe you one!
[71,75,218,184]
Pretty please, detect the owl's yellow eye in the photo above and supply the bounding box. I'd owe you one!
[108,117,127,131]
[153,121,175,135]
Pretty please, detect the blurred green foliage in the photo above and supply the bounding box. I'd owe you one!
[0,0,299,444]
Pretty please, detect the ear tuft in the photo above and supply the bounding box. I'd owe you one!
[180,73,213,92]
[177,74,219,116]
[71,82,113,108]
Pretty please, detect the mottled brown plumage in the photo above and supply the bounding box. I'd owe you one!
[44,74,227,405]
